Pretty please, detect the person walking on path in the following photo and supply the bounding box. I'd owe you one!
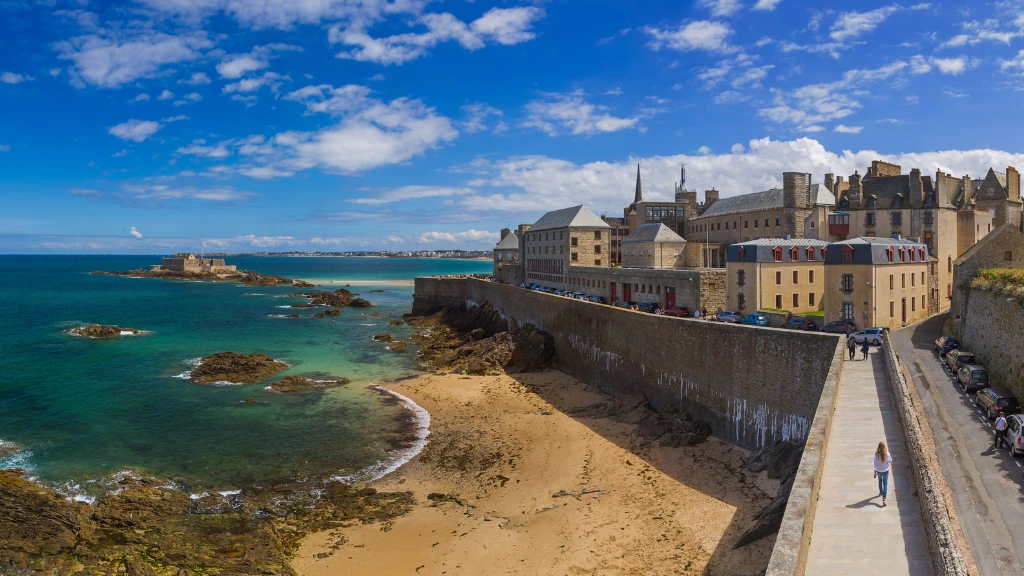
[874,441,893,507]
[701,307,708,320]
[995,413,1009,449]
[847,335,857,360]
[693,309,700,319]
[861,340,870,360]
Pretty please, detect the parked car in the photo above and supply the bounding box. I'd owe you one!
[848,328,885,345]
[820,320,857,334]
[587,295,606,304]
[781,318,818,331]
[615,301,635,309]
[934,336,961,357]
[716,311,744,323]
[976,387,1022,419]
[663,306,691,318]
[740,313,769,326]
[637,302,658,314]
[1006,414,1024,455]
[956,364,991,392]
[945,349,976,372]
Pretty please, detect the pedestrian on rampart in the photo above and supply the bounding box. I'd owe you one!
[860,340,870,360]
[874,441,892,507]
[846,335,856,360]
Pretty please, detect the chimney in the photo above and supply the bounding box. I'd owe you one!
[704,188,719,207]
[909,168,923,208]
[824,173,835,194]
[500,228,511,240]
[1009,166,1021,202]
[783,172,812,209]
[848,171,863,209]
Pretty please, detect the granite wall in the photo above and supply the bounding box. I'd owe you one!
[960,288,1024,400]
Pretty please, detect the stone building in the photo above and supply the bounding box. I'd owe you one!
[822,237,930,329]
[492,228,520,284]
[159,254,237,273]
[725,239,829,315]
[601,215,630,265]
[519,205,610,289]
[684,172,835,267]
[951,224,1024,338]
[566,266,725,313]
[624,165,698,240]
[621,223,690,268]
[972,167,1023,230]
[827,160,994,311]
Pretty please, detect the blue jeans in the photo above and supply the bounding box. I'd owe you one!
[877,471,889,499]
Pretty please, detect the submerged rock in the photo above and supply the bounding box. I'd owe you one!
[350,298,373,308]
[324,309,342,317]
[388,341,408,352]
[190,352,288,384]
[387,319,404,326]
[373,333,394,342]
[266,375,351,393]
[68,324,142,338]
[313,312,325,318]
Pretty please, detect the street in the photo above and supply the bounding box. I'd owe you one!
[890,315,1024,576]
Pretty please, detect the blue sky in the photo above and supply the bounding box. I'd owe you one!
[4,0,1024,253]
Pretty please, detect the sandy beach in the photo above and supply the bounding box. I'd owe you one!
[291,370,778,576]
[301,279,416,287]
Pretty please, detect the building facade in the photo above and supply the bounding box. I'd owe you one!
[566,266,726,313]
[973,167,1023,230]
[159,254,237,273]
[624,165,698,240]
[492,228,521,284]
[822,237,929,329]
[725,239,829,315]
[519,205,610,289]
[952,224,1024,338]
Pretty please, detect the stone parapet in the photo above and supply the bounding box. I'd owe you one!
[880,338,971,576]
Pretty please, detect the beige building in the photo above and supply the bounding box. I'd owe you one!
[159,254,236,273]
[828,160,997,310]
[823,237,929,329]
[492,228,520,284]
[566,266,725,313]
[725,239,829,315]
[520,205,610,289]
[624,165,698,240]
[952,224,1024,338]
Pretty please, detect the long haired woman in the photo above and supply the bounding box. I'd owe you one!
[874,441,893,506]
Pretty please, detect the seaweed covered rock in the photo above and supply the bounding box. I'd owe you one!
[0,469,90,564]
[190,352,288,384]
[387,318,404,326]
[68,324,142,338]
[388,341,407,352]
[350,298,373,308]
[324,309,342,317]
[373,333,394,342]
[266,376,350,393]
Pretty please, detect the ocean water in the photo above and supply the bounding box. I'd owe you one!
[0,255,490,498]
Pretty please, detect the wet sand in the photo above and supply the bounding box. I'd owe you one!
[291,370,778,576]
[300,279,415,287]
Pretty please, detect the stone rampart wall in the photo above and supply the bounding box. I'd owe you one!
[960,288,1024,400]
[411,277,469,315]
[416,278,841,451]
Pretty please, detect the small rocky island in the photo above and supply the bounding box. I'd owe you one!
[67,324,144,338]
[266,376,351,393]
[92,253,313,288]
[290,287,373,308]
[190,352,288,384]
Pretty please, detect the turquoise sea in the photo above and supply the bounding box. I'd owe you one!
[0,255,490,499]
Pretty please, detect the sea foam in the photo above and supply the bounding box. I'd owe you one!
[333,386,431,484]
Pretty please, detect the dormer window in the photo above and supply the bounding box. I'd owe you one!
[887,246,894,263]
[899,247,906,262]
[867,198,876,209]
[910,248,916,262]
[893,196,903,209]
[773,247,782,262]
[737,246,746,260]
[842,246,854,264]
[920,247,926,261]
[791,246,799,260]
[807,247,815,261]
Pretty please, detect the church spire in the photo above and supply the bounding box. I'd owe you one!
[634,163,643,204]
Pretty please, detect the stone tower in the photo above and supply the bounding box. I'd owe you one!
[782,172,812,209]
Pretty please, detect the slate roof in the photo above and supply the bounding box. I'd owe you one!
[700,188,784,217]
[859,174,937,210]
[823,236,927,265]
[727,238,829,263]
[529,205,610,231]
[494,233,520,250]
[621,223,686,244]
[954,224,1024,266]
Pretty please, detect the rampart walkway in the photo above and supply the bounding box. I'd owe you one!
[805,348,932,575]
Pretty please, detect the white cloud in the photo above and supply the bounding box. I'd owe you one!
[351,185,475,205]
[223,72,286,94]
[157,89,174,100]
[413,229,499,244]
[176,138,233,158]
[943,88,969,98]
[217,55,266,79]
[731,64,773,89]
[940,19,1022,49]
[521,90,642,136]
[1001,49,1024,74]
[644,20,735,53]
[1,72,34,84]
[56,30,212,88]
[133,93,151,102]
[162,114,189,122]
[697,145,712,155]
[731,143,745,153]
[700,0,741,18]
[183,72,211,85]
[234,234,296,247]
[0,145,10,152]
[930,56,978,75]
[909,55,931,74]
[753,0,782,11]
[130,226,143,239]
[830,5,900,41]
[122,184,253,202]
[136,0,431,30]
[330,7,544,65]
[108,119,162,142]
[753,35,773,47]
[605,86,623,95]
[460,103,503,134]
[834,124,863,134]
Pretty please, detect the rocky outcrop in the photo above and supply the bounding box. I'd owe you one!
[387,319,404,326]
[92,269,301,287]
[568,393,711,447]
[373,333,394,342]
[68,324,142,338]
[734,440,803,548]
[325,309,342,317]
[190,352,288,384]
[388,341,407,352]
[350,298,373,308]
[407,302,554,375]
[288,289,373,309]
[0,469,415,575]
[266,376,350,393]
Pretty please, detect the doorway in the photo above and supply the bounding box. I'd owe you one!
[624,283,631,303]
[901,298,907,324]
[665,286,675,309]
[610,282,617,304]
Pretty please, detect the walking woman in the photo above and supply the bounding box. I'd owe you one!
[861,339,870,360]
[874,441,893,506]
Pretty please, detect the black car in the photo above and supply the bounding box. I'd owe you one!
[977,387,1022,419]
[934,336,961,357]
[637,302,658,314]
[820,320,857,334]
[586,296,606,304]
[615,301,635,309]
[781,318,818,331]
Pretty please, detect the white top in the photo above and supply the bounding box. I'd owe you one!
[996,416,1008,431]
[874,452,892,473]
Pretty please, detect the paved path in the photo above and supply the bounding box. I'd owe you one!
[805,347,933,575]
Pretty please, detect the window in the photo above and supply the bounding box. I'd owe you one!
[773,247,783,262]
[902,273,906,288]
[776,271,782,285]
[745,220,749,228]
[922,295,926,310]
[890,301,895,317]
[640,284,646,293]
[571,253,578,261]
[890,274,894,290]
[866,213,876,226]
[737,246,745,260]
[811,221,816,228]
[924,212,934,225]
[921,271,925,284]
[893,196,903,209]
[1006,251,1014,261]
[793,270,799,284]
[793,294,800,307]
[656,286,661,294]
[807,247,815,261]
[948,256,952,273]
[919,247,925,261]
[595,245,601,254]
[737,270,746,285]
[899,247,906,262]
[648,285,653,293]
[843,303,854,321]
[571,237,578,247]
[892,212,903,226]
[754,220,759,228]
[776,218,781,226]
[545,232,549,241]
[809,270,815,283]
[911,273,915,287]
[842,246,853,264]
[842,274,854,292]
[765,219,770,227]
[717,222,721,230]
[595,259,601,266]
[776,294,783,309]
[594,231,601,240]
[560,246,564,255]
[545,246,549,254]
[809,293,815,306]
[912,297,916,312]
[887,246,894,263]
[791,247,799,260]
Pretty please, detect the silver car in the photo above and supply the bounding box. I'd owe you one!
[849,328,885,345]
[717,311,743,323]
[1006,414,1024,456]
